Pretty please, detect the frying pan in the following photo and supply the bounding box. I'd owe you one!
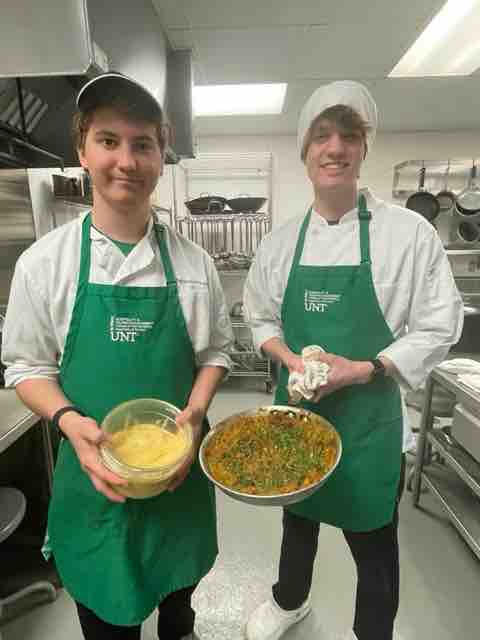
[227,195,267,213]
[436,162,456,212]
[185,193,228,215]
[456,162,480,216]
[405,166,440,224]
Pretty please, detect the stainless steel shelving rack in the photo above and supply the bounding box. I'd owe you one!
[175,153,274,392]
[412,363,480,559]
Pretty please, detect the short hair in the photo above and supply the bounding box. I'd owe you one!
[301,104,370,161]
[72,86,170,152]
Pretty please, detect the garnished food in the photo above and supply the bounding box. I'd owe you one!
[204,410,338,495]
[109,423,189,469]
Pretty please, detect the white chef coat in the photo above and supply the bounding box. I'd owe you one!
[2,211,233,387]
[243,188,464,451]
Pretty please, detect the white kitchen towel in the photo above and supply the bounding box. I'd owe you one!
[437,358,480,375]
[288,345,330,404]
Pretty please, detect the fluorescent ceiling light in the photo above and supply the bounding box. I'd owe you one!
[193,83,287,116]
[389,0,480,77]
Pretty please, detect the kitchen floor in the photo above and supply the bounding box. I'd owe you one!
[2,380,480,640]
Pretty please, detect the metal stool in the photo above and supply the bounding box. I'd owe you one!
[0,488,56,636]
[405,386,455,491]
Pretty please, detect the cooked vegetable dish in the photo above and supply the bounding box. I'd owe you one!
[204,410,338,495]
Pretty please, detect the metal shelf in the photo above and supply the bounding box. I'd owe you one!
[231,349,256,356]
[421,464,480,559]
[179,212,270,221]
[446,249,480,256]
[413,362,480,560]
[177,153,274,393]
[428,430,480,499]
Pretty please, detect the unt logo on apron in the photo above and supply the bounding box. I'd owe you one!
[109,315,154,343]
[304,289,341,312]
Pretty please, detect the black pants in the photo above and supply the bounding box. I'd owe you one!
[75,584,197,640]
[272,455,406,640]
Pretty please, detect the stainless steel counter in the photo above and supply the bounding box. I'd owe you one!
[0,389,39,454]
[429,366,480,417]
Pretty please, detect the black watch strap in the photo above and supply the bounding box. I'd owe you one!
[51,406,86,437]
[369,358,386,379]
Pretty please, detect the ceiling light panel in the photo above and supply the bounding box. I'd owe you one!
[193,83,287,116]
[390,0,480,77]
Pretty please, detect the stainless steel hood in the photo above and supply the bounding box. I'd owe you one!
[0,1,108,169]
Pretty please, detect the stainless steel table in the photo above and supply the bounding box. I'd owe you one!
[412,362,480,559]
[0,389,54,491]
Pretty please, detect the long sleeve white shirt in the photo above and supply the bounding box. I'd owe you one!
[243,188,464,450]
[2,211,234,387]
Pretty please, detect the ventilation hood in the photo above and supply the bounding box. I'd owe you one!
[0,1,108,169]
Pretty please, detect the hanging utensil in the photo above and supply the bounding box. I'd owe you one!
[436,161,456,212]
[457,221,480,244]
[405,165,440,225]
[456,161,480,216]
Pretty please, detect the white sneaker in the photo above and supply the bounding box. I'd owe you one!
[246,596,311,640]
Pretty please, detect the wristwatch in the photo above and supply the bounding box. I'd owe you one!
[51,405,86,438]
[369,358,386,380]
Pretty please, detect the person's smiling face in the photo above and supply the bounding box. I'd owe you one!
[78,106,164,212]
[304,117,366,195]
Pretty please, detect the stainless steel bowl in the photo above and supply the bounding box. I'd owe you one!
[199,405,342,507]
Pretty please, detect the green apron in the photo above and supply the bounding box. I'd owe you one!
[47,215,217,625]
[275,195,403,532]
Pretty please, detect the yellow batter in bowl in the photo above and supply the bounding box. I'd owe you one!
[110,423,190,469]
[99,399,194,499]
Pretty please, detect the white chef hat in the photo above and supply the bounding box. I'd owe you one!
[297,80,378,158]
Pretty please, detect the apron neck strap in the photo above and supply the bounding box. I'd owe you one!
[292,209,312,269]
[294,194,372,268]
[80,214,93,285]
[357,193,372,264]
[153,223,176,286]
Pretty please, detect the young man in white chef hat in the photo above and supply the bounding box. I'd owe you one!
[243,80,463,640]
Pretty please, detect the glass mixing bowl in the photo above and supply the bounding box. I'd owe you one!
[100,398,193,499]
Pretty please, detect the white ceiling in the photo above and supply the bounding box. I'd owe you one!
[152,0,480,136]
